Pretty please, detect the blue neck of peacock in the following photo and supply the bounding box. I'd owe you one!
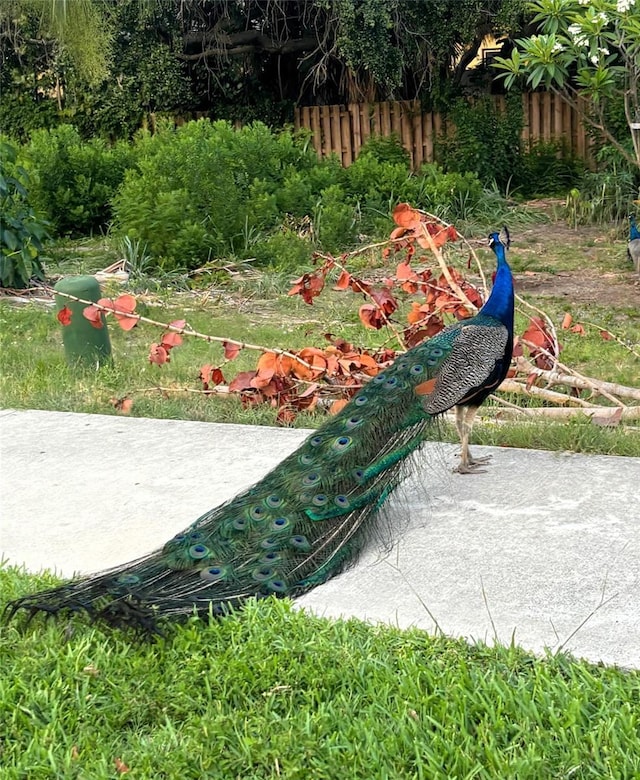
[631,217,640,241]
[480,242,514,332]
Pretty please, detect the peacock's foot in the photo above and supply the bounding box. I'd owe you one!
[454,452,492,474]
[468,454,492,465]
[454,462,487,475]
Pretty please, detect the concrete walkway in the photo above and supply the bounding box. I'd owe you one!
[1,408,639,668]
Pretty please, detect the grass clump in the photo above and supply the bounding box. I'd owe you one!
[2,568,639,779]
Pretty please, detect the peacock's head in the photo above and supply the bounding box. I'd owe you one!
[488,226,510,251]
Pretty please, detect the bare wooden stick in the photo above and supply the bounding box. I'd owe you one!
[51,287,314,370]
[496,406,640,421]
[499,378,597,407]
[516,356,640,403]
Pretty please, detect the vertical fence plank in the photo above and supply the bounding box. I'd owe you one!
[340,107,352,166]
[412,103,424,168]
[350,103,362,159]
[400,101,414,166]
[553,93,563,142]
[330,105,341,159]
[371,102,381,135]
[380,102,391,136]
[318,106,329,158]
[542,92,552,141]
[530,93,541,142]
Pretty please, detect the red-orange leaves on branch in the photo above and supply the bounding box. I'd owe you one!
[288,270,326,305]
[391,203,458,249]
[223,341,242,360]
[358,288,398,330]
[82,304,104,329]
[57,306,72,326]
[333,269,352,290]
[161,331,182,349]
[295,348,328,381]
[83,294,139,331]
[199,364,226,392]
[229,371,258,393]
[521,317,559,369]
[99,295,138,331]
[149,343,169,365]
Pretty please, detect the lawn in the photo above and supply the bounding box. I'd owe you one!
[2,573,640,780]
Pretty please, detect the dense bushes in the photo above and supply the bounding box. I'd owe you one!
[8,116,601,275]
[22,126,135,236]
[438,95,584,198]
[111,121,486,269]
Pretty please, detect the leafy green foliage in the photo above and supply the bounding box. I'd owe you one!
[112,121,319,269]
[493,0,640,172]
[517,141,584,198]
[23,125,135,236]
[437,95,524,190]
[112,120,487,270]
[0,140,49,288]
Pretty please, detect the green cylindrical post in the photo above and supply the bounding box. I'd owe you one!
[54,275,112,367]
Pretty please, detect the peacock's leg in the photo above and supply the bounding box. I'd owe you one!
[454,405,491,473]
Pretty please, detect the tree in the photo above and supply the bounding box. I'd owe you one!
[1,1,528,139]
[493,0,640,170]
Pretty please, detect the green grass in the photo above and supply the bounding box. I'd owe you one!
[2,567,639,780]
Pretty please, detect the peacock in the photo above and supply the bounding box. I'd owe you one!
[5,231,514,634]
[628,214,640,275]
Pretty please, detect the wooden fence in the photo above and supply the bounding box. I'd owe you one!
[294,93,592,168]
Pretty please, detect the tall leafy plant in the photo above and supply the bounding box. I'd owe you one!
[0,140,49,289]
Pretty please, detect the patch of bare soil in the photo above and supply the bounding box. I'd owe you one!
[513,218,640,308]
[515,269,640,307]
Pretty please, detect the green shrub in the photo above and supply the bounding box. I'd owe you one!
[313,184,358,253]
[252,229,313,270]
[0,140,49,288]
[566,166,638,226]
[113,120,323,270]
[438,95,523,190]
[514,141,584,198]
[23,125,135,235]
[358,134,411,166]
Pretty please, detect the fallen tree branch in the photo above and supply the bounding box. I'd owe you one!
[495,406,640,421]
[499,378,598,407]
[515,356,640,403]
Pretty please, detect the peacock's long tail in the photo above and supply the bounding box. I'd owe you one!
[6,232,514,634]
